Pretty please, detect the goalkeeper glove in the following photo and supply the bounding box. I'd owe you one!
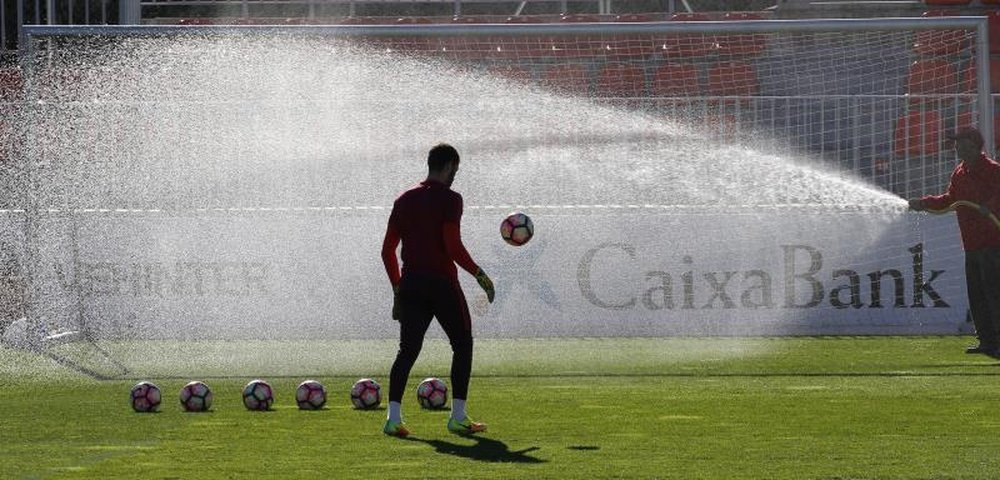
[474,268,495,303]
[391,285,402,321]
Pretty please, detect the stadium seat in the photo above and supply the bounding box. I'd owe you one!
[956,110,974,131]
[658,13,715,58]
[716,12,767,57]
[707,61,759,105]
[651,63,701,110]
[893,110,942,156]
[594,62,646,100]
[486,64,533,84]
[960,58,1000,94]
[540,64,591,94]
[905,59,958,105]
[651,63,701,96]
[912,11,967,56]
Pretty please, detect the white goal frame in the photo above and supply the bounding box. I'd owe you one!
[11,16,995,340]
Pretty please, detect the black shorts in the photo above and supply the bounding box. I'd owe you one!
[398,273,472,338]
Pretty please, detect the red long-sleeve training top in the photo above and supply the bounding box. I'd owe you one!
[921,153,1000,252]
[381,179,479,287]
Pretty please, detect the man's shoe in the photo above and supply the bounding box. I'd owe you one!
[965,345,996,354]
[447,416,487,434]
[383,420,410,438]
[965,345,997,355]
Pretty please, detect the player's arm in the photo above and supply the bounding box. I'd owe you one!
[443,222,478,276]
[381,222,403,320]
[381,223,402,288]
[443,222,494,303]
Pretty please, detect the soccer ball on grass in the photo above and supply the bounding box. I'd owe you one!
[242,379,274,411]
[130,381,161,412]
[416,377,448,409]
[179,381,213,412]
[350,378,382,409]
[296,380,327,410]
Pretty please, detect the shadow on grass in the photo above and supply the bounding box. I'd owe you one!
[403,434,546,463]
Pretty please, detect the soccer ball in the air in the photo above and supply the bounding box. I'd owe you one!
[296,380,327,410]
[416,377,448,409]
[350,378,382,409]
[130,381,161,412]
[500,212,534,246]
[179,381,213,412]
[242,379,274,411]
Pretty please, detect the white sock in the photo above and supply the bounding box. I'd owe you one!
[387,401,402,423]
[451,398,466,421]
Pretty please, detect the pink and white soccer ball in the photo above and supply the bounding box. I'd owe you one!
[296,380,327,410]
[350,378,382,410]
[500,212,534,246]
[416,377,448,409]
[242,379,274,411]
[179,381,213,412]
[130,381,161,413]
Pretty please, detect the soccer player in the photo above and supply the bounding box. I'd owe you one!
[908,127,1000,358]
[380,143,495,437]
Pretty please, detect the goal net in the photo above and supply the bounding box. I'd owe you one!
[3,17,993,375]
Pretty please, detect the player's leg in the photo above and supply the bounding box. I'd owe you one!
[964,251,997,354]
[977,248,1000,355]
[385,275,434,437]
[434,279,485,433]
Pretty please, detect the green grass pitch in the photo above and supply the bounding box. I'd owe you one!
[2,336,1000,479]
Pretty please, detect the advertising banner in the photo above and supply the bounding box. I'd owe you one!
[8,207,970,339]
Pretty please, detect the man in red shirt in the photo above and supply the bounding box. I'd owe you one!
[909,128,1000,358]
[380,143,495,437]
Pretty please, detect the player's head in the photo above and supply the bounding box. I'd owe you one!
[428,143,460,187]
[946,127,984,162]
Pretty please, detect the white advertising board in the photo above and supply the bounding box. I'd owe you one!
[8,208,971,338]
